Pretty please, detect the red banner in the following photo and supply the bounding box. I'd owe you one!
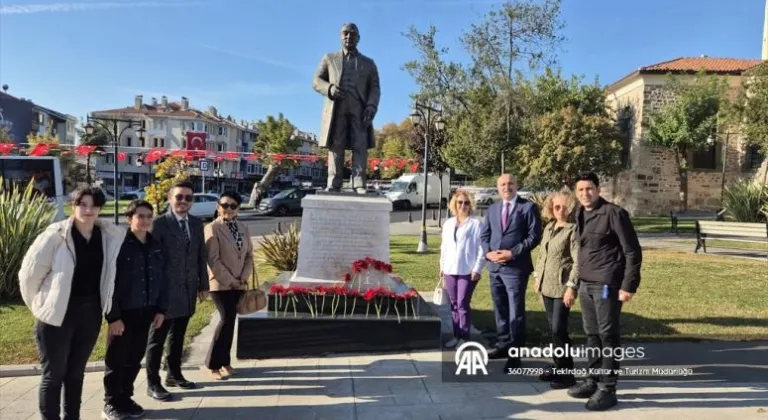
[145,148,166,163]
[186,132,206,151]
[28,144,50,156]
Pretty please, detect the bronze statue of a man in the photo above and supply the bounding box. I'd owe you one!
[312,23,381,193]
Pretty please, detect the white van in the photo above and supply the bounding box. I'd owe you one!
[385,172,450,210]
[0,156,67,222]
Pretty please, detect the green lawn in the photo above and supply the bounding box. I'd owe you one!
[0,300,215,365]
[631,216,690,234]
[252,235,768,345]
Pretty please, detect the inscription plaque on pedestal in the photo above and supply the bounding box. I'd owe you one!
[290,194,392,285]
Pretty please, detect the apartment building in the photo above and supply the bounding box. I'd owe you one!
[90,95,261,194]
[0,86,77,144]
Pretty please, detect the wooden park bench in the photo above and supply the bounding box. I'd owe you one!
[694,220,768,259]
[670,211,720,234]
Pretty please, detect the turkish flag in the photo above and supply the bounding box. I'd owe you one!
[145,148,166,163]
[186,132,206,152]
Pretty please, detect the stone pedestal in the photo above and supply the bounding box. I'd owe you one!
[236,192,442,359]
[288,193,392,288]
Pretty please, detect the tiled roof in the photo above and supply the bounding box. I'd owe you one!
[607,57,764,91]
[92,103,199,118]
[91,102,257,132]
[639,57,763,74]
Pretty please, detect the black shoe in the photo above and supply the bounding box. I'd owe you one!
[165,377,197,389]
[538,364,555,381]
[567,380,598,399]
[102,404,127,420]
[146,384,171,401]
[122,399,145,418]
[488,348,507,359]
[503,357,521,374]
[550,375,576,390]
[585,388,618,411]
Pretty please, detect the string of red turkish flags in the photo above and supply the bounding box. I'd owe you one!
[0,142,421,171]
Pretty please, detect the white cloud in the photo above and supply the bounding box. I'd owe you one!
[196,43,312,73]
[0,1,195,15]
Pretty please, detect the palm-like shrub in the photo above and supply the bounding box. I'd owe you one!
[719,180,768,223]
[0,178,57,300]
[256,221,300,273]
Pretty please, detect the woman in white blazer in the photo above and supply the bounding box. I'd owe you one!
[440,189,485,348]
[18,187,126,420]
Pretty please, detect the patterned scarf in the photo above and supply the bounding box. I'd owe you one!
[224,218,243,251]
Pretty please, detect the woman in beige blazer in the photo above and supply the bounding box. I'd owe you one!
[203,192,254,380]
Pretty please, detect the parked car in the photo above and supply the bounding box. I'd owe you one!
[119,190,146,201]
[258,188,316,216]
[188,193,219,220]
[474,188,499,206]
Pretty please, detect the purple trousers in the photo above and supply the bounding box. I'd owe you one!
[443,274,478,340]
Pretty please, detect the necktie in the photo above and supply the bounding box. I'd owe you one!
[501,202,510,231]
[179,219,190,245]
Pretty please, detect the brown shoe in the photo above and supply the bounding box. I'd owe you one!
[209,370,226,380]
[221,366,236,377]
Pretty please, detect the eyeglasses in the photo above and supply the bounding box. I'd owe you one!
[174,194,194,202]
[133,214,154,220]
[219,202,239,210]
[456,200,470,206]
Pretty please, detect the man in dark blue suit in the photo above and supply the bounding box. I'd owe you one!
[480,174,542,371]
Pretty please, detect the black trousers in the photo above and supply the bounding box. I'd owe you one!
[35,296,102,420]
[206,290,243,370]
[103,308,154,406]
[578,282,623,389]
[145,315,190,385]
[542,296,574,373]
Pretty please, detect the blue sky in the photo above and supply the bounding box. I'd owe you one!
[0,0,764,135]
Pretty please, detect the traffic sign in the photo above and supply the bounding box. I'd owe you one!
[199,159,209,172]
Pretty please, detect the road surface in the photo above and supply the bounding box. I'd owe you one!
[241,208,450,237]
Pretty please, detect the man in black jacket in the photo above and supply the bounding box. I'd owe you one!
[103,200,168,420]
[568,172,642,411]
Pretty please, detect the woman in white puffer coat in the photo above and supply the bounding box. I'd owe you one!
[18,187,126,420]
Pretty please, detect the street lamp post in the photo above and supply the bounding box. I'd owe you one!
[84,116,146,224]
[409,102,445,254]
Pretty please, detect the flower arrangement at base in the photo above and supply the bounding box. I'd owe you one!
[266,257,421,323]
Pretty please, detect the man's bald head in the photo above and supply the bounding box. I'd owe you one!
[497,174,518,201]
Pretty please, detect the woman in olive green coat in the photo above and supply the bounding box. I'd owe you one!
[533,189,579,389]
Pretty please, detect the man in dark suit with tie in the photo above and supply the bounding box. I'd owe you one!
[144,181,209,401]
[480,174,542,371]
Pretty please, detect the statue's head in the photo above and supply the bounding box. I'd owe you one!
[340,23,360,51]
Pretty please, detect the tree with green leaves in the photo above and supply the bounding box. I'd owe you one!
[0,128,11,143]
[644,71,729,211]
[402,0,565,179]
[76,123,110,186]
[247,113,301,206]
[731,62,768,186]
[515,69,624,189]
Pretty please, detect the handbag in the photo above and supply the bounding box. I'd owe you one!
[432,273,448,305]
[236,266,267,315]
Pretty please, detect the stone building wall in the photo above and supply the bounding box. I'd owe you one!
[603,78,766,216]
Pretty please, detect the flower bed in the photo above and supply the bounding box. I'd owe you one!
[266,257,422,323]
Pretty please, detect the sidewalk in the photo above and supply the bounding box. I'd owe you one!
[3,297,767,419]
[389,222,768,261]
